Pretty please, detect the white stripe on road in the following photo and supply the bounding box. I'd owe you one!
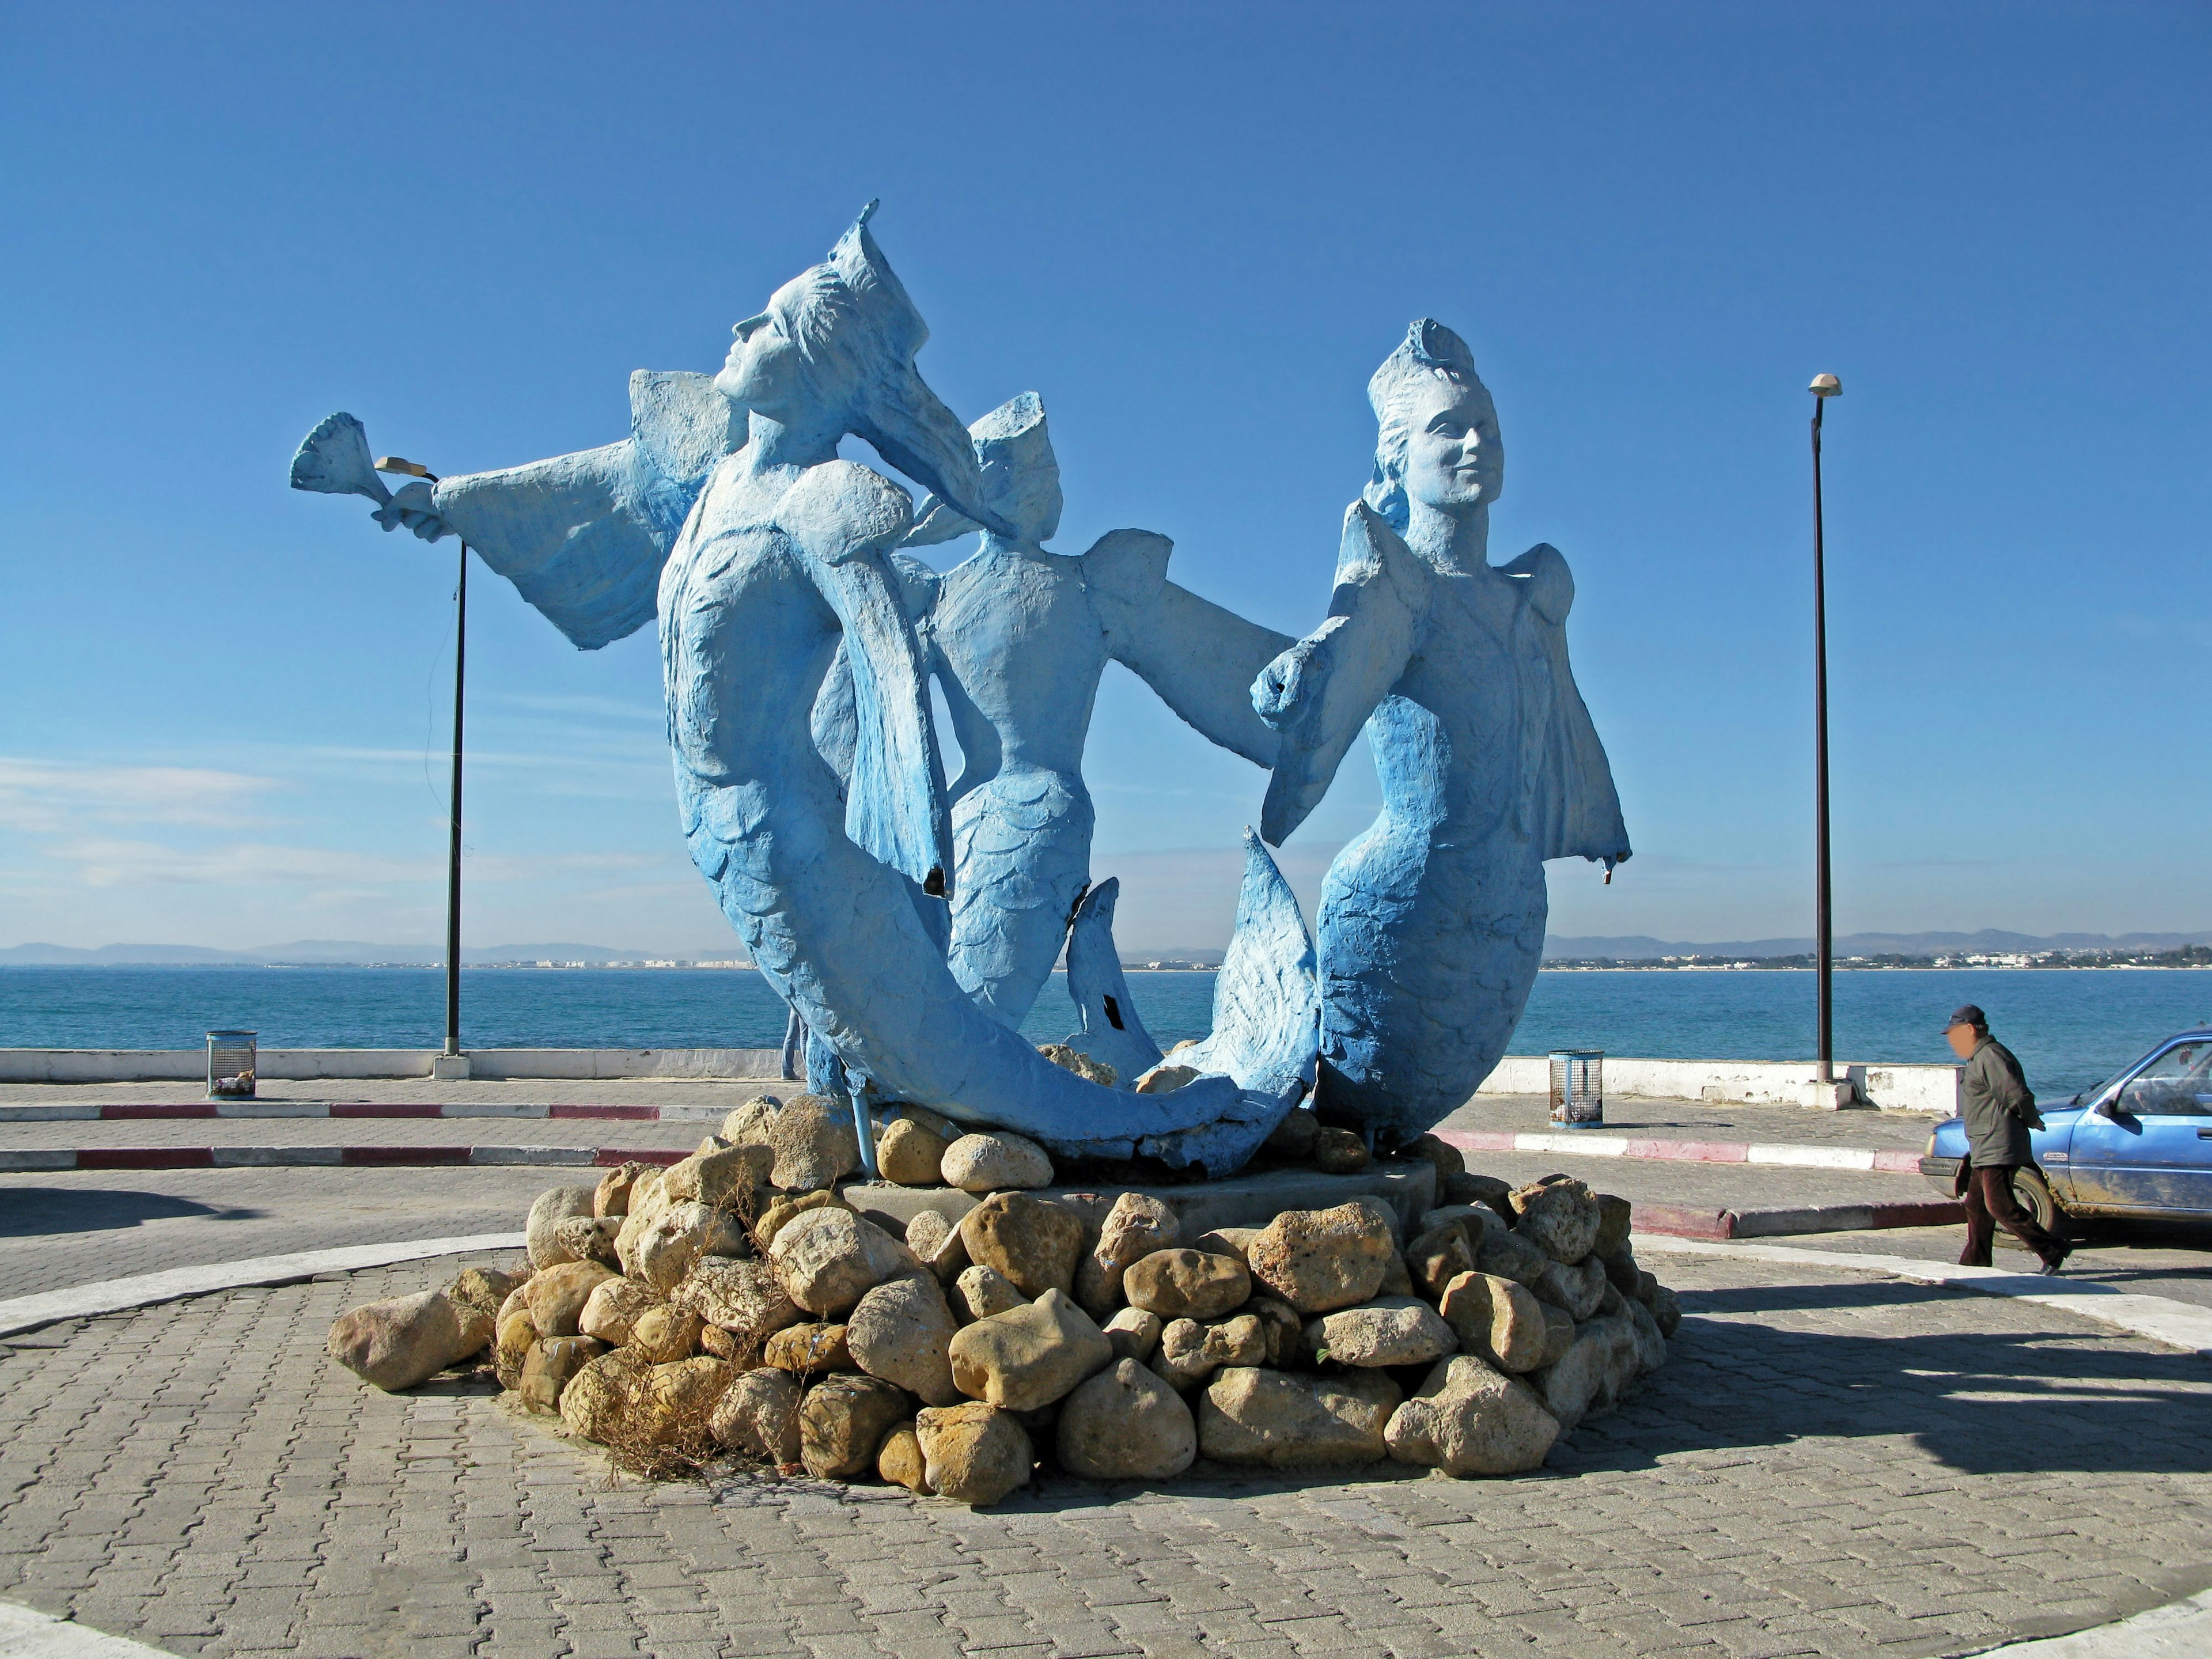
[1744,1143,1880,1169]
[1633,1233,2212,1357]
[0,1232,527,1338]
[1969,1587,2212,1656]
[0,1600,179,1657]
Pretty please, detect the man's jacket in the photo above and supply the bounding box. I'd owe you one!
[1960,1035,2039,1169]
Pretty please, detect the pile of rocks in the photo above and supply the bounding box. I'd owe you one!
[326,1094,1681,1506]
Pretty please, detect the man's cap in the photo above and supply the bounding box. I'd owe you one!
[1944,1003,1987,1031]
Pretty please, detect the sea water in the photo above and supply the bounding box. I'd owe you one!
[5,965,2209,1096]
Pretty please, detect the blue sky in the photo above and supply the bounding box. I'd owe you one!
[1,2,2205,955]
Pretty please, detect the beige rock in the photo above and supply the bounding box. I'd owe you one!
[1103,1306,1163,1364]
[1057,1359,1197,1480]
[770,1207,916,1316]
[1526,1323,1612,1434]
[496,1281,531,1330]
[947,1289,1113,1411]
[707,1366,802,1464]
[721,1094,782,1148]
[1200,1313,1268,1367]
[1536,1301,1576,1369]
[613,1176,673,1275]
[579,1277,660,1347]
[527,1185,600,1269]
[1648,1282,1681,1338]
[327,1289,493,1392]
[941,1130,1054,1194]
[1593,1194,1633,1258]
[1263,1107,1321,1158]
[1314,1126,1372,1173]
[675,1256,801,1343]
[444,1266,528,1325]
[1447,1170,1514,1211]
[960,1193,1084,1299]
[767,1093,861,1191]
[634,1202,748,1296]
[1377,1250,1415,1298]
[1197,1368,1402,1468]
[1302,1296,1455,1368]
[1246,1202,1395,1314]
[1623,1295,1668,1376]
[877,1422,932,1493]
[1385,1355,1559,1476]
[798,1373,909,1479]
[700,1324,740,1361]
[1133,1062,1201,1095]
[552,1215,621,1269]
[524,1261,616,1338]
[755,1187,849,1249]
[763,1322,853,1372]
[518,1336,606,1412]
[558,1347,652,1442]
[916,1402,1032,1506]
[626,1357,734,1464]
[1418,1203,1496,1250]
[1077,1192,1183,1314]
[494,1309,538,1389]
[904,1207,971,1282]
[1244,1297,1304,1368]
[953,1264,1028,1323]
[1510,1177,1603,1263]
[628,1304,703,1363]
[1405,1222,1477,1300]
[1036,1043,1116,1087]
[1531,1255,1608,1322]
[1122,1249,1249,1322]
[1148,1318,1217,1392]
[661,1142,772,1210]
[1437,1271,1551,1373]
[1405,1132,1465,1183]
[594,1161,650,1219]
[1475,1224,1552,1288]
[847,1274,961,1406]
[1191,1226,1260,1264]
[877,1116,951,1186]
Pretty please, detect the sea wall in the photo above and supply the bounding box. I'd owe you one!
[1475,1054,1960,1113]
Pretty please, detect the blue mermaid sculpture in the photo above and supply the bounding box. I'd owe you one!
[1255,320,1631,1149]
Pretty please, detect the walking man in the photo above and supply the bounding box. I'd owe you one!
[1945,1003,2069,1274]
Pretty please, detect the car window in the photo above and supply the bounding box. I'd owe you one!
[2116,1044,2212,1116]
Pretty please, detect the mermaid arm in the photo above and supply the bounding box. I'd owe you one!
[425,371,742,649]
[1086,529,1290,766]
[1254,501,1426,845]
[1500,542,1633,867]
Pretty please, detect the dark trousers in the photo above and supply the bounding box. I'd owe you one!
[1960,1164,2063,1267]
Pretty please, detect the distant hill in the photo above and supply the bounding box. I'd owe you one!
[1541,929,2212,960]
[0,940,739,967]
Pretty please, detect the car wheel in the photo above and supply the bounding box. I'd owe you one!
[1999,1166,2061,1243]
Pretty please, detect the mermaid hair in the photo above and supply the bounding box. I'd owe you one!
[780,202,1016,539]
[1361,319,1488,532]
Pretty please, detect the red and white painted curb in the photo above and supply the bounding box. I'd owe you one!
[0,1101,741,1123]
[1630,1199,1964,1241]
[1437,1127,1925,1175]
[0,1145,688,1172]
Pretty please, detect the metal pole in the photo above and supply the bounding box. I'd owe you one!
[1811,396,1833,1085]
[446,540,468,1058]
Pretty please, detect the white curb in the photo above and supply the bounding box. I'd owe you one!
[0,1232,527,1338]
[1969,1586,2212,1656]
[1632,1233,2212,1357]
[0,1600,179,1657]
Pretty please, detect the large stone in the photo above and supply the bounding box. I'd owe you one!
[1418,1203,1496,1250]
[1056,1359,1196,1480]
[877,1421,931,1492]
[633,1203,748,1296]
[1148,1319,1217,1392]
[763,1323,853,1372]
[1303,1296,1455,1368]
[675,1256,802,1344]
[721,1094,782,1148]
[558,1347,652,1442]
[1103,1307,1162,1364]
[948,1289,1113,1411]
[578,1277,660,1347]
[626,1357,734,1467]
[1314,1127,1371,1173]
[1245,1297,1304,1368]
[1036,1043,1116,1086]
[1648,1281,1682,1338]
[1377,1250,1415,1297]
[1123,1249,1250,1322]
[662,1142,772,1210]
[798,1373,909,1479]
[444,1266,528,1325]
[756,1187,849,1249]
[960,1193,1084,1300]
[518,1336,606,1412]
[1511,1177,1603,1263]
[594,1161,650,1219]
[1197,1368,1402,1468]
[1191,1226,1260,1263]
[1385,1355,1559,1476]
[1593,1194,1633,1258]
[1531,1255,1608,1322]
[527,1185,600,1269]
[1133,1063,1200,1095]
[1437,1271,1551,1374]
[1264,1107,1321,1158]
[847,1274,961,1406]
[1623,1296,1668,1376]
[552,1215,621,1269]
[1245,1202,1395,1314]
[905,1207,971,1282]
[629,1304,703,1363]
[494,1309,537,1388]
[1201,1313,1269,1367]
[1404,1222,1477,1300]
[1475,1223,1552,1288]
[524,1261,616,1338]
[1077,1192,1182,1315]
[942,1130,1054,1194]
[954,1265,1028,1323]
[1448,1170,1515,1214]
[770,1207,916,1316]
[327,1290,494,1392]
[1405,1133,1465,1183]
[877,1117,950,1187]
[707,1366,802,1464]
[915,1402,1033,1505]
[612,1176,672,1274]
[1526,1323,1613,1434]
[768,1094,861,1191]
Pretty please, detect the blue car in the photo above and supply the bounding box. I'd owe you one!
[1921,1028,2212,1230]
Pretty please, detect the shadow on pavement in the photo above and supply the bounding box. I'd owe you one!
[0,1186,263,1237]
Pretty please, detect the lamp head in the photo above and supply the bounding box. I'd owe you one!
[1809,374,1842,397]
[376,455,436,480]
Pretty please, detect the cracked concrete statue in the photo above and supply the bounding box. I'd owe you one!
[290,205,1312,1175]
[1255,319,1632,1148]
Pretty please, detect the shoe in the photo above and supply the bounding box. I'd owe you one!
[2037,1248,2071,1277]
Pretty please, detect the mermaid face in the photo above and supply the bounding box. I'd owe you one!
[1401,372,1502,514]
[715,276,812,417]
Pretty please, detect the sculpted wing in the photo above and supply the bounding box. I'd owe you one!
[1498,543,1632,868]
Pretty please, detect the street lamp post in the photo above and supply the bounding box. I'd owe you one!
[377,454,468,1066]
[1808,374,1842,1089]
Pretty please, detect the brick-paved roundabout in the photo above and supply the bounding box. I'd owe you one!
[3,1250,2209,1659]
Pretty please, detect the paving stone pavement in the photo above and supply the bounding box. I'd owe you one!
[2,1250,2209,1659]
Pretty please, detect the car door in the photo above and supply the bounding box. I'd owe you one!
[2066,1040,2212,1215]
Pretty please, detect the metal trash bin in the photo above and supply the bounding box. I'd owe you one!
[207,1030,257,1100]
[1548,1048,1603,1128]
